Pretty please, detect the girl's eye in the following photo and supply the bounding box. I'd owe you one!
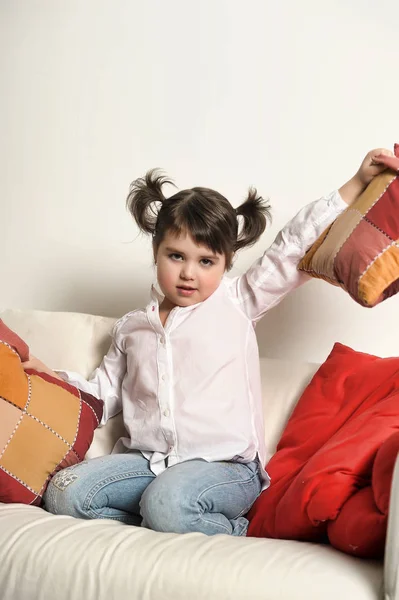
[200,259,214,266]
[169,253,183,261]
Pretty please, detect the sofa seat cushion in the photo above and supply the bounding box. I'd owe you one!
[0,503,383,600]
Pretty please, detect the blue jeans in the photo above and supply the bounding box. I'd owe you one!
[43,452,262,536]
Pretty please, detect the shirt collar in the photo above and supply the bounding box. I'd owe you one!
[149,283,202,315]
[150,283,164,304]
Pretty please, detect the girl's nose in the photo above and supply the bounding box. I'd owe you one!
[180,263,195,280]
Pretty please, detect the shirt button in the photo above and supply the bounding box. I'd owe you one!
[163,408,170,418]
[161,374,166,381]
[160,337,165,345]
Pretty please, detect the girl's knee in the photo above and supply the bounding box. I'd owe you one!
[140,480,190,533]
[44,467,89,519]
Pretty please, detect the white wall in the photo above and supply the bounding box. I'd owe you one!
[1,0,398,362]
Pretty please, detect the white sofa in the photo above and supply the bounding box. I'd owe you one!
[0,308,397,600]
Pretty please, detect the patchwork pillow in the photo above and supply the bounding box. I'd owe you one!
[247,343,399,558]
[298,145,399,307]
[0,319,103,505]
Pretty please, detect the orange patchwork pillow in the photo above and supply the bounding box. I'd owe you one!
[298,145,399,307]
[0,319,103,505]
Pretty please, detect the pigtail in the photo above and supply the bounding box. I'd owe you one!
[126,169,174,235]
[234,188,271,251]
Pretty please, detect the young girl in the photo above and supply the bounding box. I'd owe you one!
[25,148,391,537]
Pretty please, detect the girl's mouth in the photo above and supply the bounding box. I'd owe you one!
[177,286,196,296]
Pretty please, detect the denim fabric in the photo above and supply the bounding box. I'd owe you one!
[44,452,262,536]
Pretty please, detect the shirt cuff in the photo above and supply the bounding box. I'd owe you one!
[329,189,348,212]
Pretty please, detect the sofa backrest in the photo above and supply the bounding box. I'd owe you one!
[1,308,115,376]
[0,308,319,459]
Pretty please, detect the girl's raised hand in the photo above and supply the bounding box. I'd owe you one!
[339,147,394,205]
[355,148,394,187]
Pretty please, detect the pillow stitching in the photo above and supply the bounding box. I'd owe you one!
[80,392,101,427]
[1,378,75,449]
[1,392,82,497]
[25,374,33,411]
[354,175,398,298]
[362,216,395,242]
[0,363,31,459]
[298,209,362,279]
[0,464,37,496]
[25,410,74,448]
[71,387,83,446]
[327,208,364,265]
[357,239,397,286]
[302,174,397,280]
[0,400,24,461]
[362,175,397,219]
[1,382,89,463]
[0,349,94,449]
[0,340,19,356]
[0,338,98,501]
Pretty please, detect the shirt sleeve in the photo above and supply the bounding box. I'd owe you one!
[227,190,347,322]
[57,325,126,426]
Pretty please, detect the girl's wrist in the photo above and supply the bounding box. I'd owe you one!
[338,174,366,206]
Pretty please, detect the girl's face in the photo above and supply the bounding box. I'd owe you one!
[154,230,226,309]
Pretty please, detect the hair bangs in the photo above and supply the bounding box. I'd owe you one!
[171,200,229,257]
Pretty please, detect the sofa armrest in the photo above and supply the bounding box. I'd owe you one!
[385,453,399,600]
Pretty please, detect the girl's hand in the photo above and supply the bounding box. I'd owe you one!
[22,354,63,380]
[355,148,394,187]
[339,147,394,205]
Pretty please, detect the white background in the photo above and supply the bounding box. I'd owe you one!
[1,0,398,361]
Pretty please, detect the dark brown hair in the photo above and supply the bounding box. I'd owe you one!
[126,169,271,269]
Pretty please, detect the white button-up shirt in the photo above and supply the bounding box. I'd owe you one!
[62,191,346,486]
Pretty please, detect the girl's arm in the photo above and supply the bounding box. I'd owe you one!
[228,148,393,322]
[23,330,126,426]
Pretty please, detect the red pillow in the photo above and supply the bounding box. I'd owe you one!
[248,343,399,558]
[0,319,103,505]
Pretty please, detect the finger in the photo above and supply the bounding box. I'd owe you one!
[372,154,399,172]
[371,156,391,166]
[369,162,389,175]
[370,157,386,166]
[370,148,394,163]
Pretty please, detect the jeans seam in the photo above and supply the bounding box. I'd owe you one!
[196,469,261,527]
[197,470,259,503]
[85,512,137,522]
[83,470,154,513]
[200,515,232,534]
